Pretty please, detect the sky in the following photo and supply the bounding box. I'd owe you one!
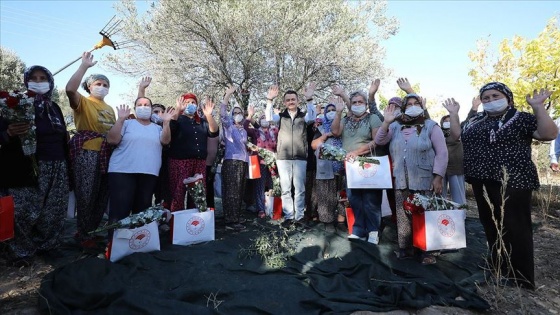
[1,0,559,120]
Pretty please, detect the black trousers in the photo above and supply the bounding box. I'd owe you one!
[471,181,534,289]
[108,173,158,223]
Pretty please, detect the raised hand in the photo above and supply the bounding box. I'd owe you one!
[175,96,189,117]
[331,85,345,97]
[383,103,398,123]
[139,76,152,89]
[369,79,381,97]
[202,96,215,116]
[334,96,345,112]
[397,77,412,93]
[247,104,255,118]
[225,84,237,96]
[303,82,317,100]
[267,85,279,100]
[161,107,176,122]
[81,51,97,68]
[526,88,552,109]
[442,98,460,115]
[471,95,481,111]
[116,104,131,120]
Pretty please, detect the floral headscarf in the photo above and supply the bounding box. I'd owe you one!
[24,65,64,131]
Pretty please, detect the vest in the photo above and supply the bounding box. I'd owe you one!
[389,120,437,190]
[276,109,308,160]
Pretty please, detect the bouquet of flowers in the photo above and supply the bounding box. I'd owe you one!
[183,173,207,212]
[319,143,379,168]
[403,193,468,215]
[89,205,169,234]
[247,143,282,197]
[0,91,37,155]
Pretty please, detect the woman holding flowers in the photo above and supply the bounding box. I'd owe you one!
[66,52,116,248]
[330,89,385,244]
[106,97,174,236]
[0,65,69,266]
[443,83,557,289]
[251,109,278,219]
[168,93,218,211]
[219,85,254,231]
[375,94,448,264]
[311,99,345,230]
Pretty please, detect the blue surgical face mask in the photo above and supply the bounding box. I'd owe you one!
[184,104,197,115]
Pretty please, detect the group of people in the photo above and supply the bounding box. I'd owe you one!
[1,52,557,291]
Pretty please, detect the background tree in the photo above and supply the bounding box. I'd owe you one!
[0,46,26,91]
[468,16,560,115]
[105,0,398,111]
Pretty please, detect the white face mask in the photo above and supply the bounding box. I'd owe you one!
[405,105,424,118]
[28,82,50,94]
[482,98,509,114]
[135,106,152,119]
[351,105,366,116]
[151,113,163,124]
[90,86,109,99]
[325,111,336,121]
[233,114,243,123]
[442,122,451,129]
[260,119,269,128]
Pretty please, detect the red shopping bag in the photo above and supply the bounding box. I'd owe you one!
[345,207,354,235]
[0,196,15,241]
[248,155,261,179]
[265,195,283,220]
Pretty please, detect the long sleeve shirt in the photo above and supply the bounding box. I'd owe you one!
[220,103,249,162]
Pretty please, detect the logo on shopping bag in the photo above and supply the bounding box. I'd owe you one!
[129,229,151,250]
[437,214,455,237]
[357,162,378,178]
[186,216,206,235]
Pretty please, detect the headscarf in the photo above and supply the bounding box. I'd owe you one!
[24,65,64,131]
[81,74,110,93]
[388,96,402,107]
[464,82,517,142]
[182,93,201,123]
[230,105,244,124]
[152,104,166,111]
[479,82,514,105]
[322,104,336,132]
[396,93,425,127]
[440,115,451,137]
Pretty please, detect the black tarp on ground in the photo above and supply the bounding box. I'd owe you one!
[38,218,490,314]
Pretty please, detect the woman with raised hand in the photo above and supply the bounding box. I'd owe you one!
[66,52,116,249]
[443,83,557,289]
[330,88,385,244]
[106,98,174,237]
[311,97,345,232]
[220,85,251,231]
[375,94,448,265]
[439,115,466,204]
[0,65,69,266]
[168,92,218,211]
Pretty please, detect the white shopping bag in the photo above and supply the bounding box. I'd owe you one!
[172,209,215,246]
[412,209,466,251]
[345,156,393,189]
[67,191,76,219]
[109,221,160,262]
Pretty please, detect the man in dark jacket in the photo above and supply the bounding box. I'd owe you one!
[265,83,317,226]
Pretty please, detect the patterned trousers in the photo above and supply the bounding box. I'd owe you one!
[394,189,430,249]
[4,160,69,258]
[74,150,109,240]
[168,158,207,211]
[221,159,247,224]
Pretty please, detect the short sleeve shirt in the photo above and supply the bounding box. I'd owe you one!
[341,113,382,154]
[462,110,539,189]
[74,95,116,151]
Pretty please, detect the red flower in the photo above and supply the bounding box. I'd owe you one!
[26,90,36,97]
[0,91,10,99]
[6,96,19,109]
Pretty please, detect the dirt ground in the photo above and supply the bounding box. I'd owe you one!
[1,190,560,315]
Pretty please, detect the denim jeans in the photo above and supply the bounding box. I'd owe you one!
[347,188,382,237]
[276,160,307,220]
